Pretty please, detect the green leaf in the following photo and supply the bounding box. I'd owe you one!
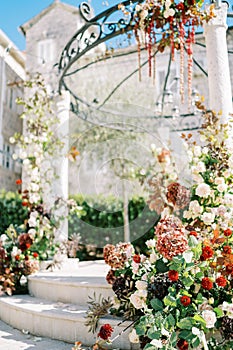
[214,307,224,318]
[179,330,194,340]
[177,317,194,330]
[191,336,200,348]
[155,258,169,273]
[150,298,164,311]
[147,329,161,340]
[166,314,176,327]
[164,295,177,307]
[144,344,157,350]
[193,314,206,326]
[135,324,147,336]
[170,332,177,346]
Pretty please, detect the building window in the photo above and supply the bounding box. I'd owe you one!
[37,39,55,64]
[2,143,12,169]
[9,88,13,109]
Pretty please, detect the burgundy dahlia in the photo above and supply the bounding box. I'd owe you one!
[98,324,113,340]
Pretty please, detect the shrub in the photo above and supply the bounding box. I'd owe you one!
[69,194,158,249]
[0,190,28,234]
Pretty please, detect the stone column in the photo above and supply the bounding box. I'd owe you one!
[204,3,232,120]
[53,90,70,242]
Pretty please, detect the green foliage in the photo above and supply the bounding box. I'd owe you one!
[0,190,28,234]
[69,194,158,248]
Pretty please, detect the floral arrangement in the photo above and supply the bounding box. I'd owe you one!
[129,0,215,105]
[0,75,83,295]
[0,224,40,295]
[89,101,233,350]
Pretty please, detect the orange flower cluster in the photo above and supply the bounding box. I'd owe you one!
[103,243,132,269]
[155,216,188,260]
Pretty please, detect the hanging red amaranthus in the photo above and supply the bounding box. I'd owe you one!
[133,0,215,104]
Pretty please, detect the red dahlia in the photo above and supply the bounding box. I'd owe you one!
[168,270,179,282]
[33,252,39,258]
[201,246,214,260]
[133,254,141,263]
[216,275,227,287]
[177,339,189,350]
[223,245,232,254]
[226,264,233,275]
[189,231,198,237]
[201,277,213,290]
[224,228,232,237]
[97,324,113,340]
[180,295,191,307]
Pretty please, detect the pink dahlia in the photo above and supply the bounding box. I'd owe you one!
[155,216,188,260]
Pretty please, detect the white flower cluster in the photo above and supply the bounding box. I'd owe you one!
[183,138,233,231]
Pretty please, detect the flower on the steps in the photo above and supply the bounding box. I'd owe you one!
[97,324,114,341]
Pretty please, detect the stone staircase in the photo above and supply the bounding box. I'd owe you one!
[0,260,134,349]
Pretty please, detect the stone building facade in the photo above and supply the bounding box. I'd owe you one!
[0,29,25,191]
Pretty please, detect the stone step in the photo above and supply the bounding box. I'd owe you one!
[28,260,114,305]
[0,294,134,350]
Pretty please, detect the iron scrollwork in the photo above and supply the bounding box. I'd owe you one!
[58,0,142,91]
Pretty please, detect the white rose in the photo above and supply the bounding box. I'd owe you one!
[129,329,139,343]
[215,177,225,185]
[189,200,203,215]
[217,205,227,216]
[192,162,206,173]
[201,310,216,328]
[224,193,233,205]
[135,280,147,290]
[192,173,203,183]
[217,183,228,193]
[195,183,211,198]
[223,169,231,178]
[130,290,147,309]
[201,212,215,225]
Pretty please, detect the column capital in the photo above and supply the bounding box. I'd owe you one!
[204,3,228,30]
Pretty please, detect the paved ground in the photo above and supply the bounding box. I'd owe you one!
[0,319,80,350]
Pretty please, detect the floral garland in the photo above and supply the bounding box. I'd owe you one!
[132,0,215,106]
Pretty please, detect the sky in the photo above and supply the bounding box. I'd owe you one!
[0,0,119,51]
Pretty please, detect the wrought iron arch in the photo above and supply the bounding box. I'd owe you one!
[57,0,232,132]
